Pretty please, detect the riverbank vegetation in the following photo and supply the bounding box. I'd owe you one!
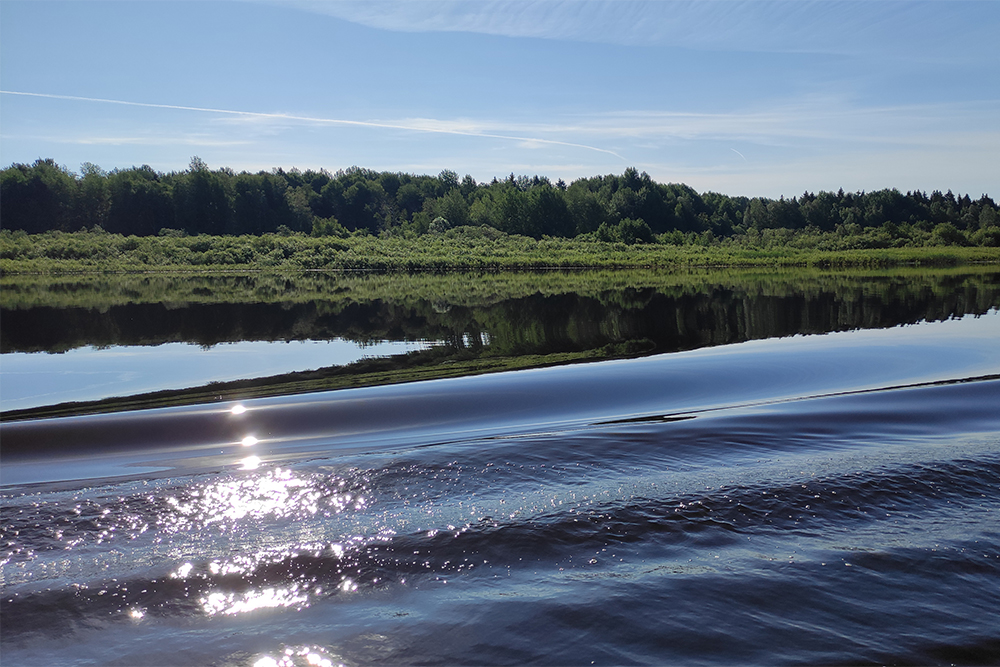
[3,227,999,274]
[4,265,998,314]
[2,158,998,273]
[4,266,998,420]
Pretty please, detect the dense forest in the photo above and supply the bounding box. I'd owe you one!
[2,158,998,248]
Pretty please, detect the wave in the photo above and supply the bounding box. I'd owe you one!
[2,317,999,665]
[3,380,998,652]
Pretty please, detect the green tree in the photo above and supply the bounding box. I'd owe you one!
[106,166,174,235]
[980,206,998,229]
[174,157,233,235]
[493,187,528,236]
[438,169,459,193]
[597,218,652,244]
[931,222,967,246]
[565,183,608,234]
[436,188,470,228]
[468,191,497,228]
[311,216,346,237]
[285,185,316,232]
[76,163,111,230]
[744,198,770,230]
[525,184,573,238]
[0,159,78,232]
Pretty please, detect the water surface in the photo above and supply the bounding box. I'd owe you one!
[1,339,431,412]
[3,267,999,415]
[2,305,998,666]
[3,269,1000,666]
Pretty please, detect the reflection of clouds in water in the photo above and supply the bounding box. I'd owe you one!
[0,339,433,412]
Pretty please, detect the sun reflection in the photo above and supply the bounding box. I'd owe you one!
[159,468,369,536]
[253,645,344,667]
[231,404,247,415]
[201,584,310,615]
[242,435,258,447]
[171,562,193,578]
[240,455,262,470]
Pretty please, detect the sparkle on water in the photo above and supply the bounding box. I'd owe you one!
[253,645,345,667]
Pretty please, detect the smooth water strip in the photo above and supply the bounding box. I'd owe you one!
[2,312,998,487]
[0,338,432,412]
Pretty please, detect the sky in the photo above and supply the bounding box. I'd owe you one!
[1,0,998,198]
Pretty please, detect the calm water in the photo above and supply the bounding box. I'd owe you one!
[1,270,999,665]
[1,339,432,412]
[3,268,999,414]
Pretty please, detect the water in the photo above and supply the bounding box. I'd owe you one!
[4,268,999,418]
[0,339,433,412]
[2,310,999,666]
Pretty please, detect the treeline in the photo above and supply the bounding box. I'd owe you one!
[2,157,999,247]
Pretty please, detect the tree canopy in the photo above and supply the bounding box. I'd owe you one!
[2,158,997,247]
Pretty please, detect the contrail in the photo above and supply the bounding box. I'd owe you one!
[0,90,627,161]
[731,148,747,161]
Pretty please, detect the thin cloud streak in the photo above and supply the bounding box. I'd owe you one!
[3,93,995,198]
[6,90,995,158]
[281,0,999,60]
[0,90,628,161]
[577,101,1000,141]
[12,135,253,148]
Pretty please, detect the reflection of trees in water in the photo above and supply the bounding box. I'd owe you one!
[2,271,998,356]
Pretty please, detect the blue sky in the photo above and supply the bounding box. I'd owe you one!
[1,0,997,197]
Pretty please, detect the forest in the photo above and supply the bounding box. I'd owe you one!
[3,157,999,249]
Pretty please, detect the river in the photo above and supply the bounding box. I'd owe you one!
[2,269,998,666]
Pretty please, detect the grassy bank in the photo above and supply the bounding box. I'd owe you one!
[4,264,999,421]
[5,264,998,311]
[2,228,999,274]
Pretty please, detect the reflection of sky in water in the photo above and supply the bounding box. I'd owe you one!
[0,338,432,411]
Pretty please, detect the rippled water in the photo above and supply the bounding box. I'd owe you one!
[2,310,999,666]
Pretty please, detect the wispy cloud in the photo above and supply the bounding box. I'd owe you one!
[0,90,627,160]
[391,99,1000,153]
[3,89,996,197]
[56,135,250,147]
[6,89,997,172]
[208,95,1000,153]
[278,0,999,59]
[573,100,1000,146]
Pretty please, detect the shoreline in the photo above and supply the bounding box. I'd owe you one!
[3,231,999,275]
